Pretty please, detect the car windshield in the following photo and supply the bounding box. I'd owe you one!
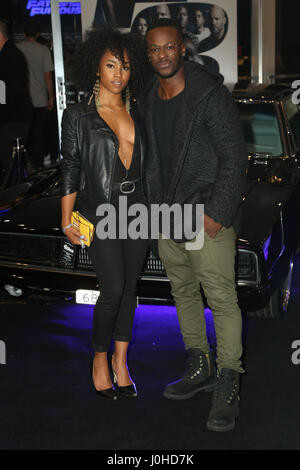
[236,102,283,156]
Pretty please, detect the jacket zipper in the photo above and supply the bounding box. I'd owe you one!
[95,113,119,203]
[166,116,196,204]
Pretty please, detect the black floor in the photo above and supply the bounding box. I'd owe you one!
[0,260,300,451]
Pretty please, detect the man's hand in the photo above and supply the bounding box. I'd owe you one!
[204,214,222,239]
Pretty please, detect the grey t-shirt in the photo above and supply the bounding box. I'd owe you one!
[17,41,54,107]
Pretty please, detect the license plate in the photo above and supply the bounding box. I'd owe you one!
[76,289,100,305]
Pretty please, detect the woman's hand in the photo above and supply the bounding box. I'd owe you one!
[63,225,87,246]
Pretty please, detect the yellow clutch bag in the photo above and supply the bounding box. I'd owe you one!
[71,211,95,247]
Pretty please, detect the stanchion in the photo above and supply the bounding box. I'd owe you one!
[0,137,28,191]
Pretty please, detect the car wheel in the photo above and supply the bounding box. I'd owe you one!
[247,253,294,318]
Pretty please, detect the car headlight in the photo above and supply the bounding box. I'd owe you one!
[237,249,259,285]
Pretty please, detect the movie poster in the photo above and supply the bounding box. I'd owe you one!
[81,1,237,85]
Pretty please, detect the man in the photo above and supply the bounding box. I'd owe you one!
[186,8,211,49]
[0,19,32,185]
[142,19,247,432]
[199,6,227,52]
[17,18,54,170]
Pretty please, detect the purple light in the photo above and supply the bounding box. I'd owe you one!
[263,234,271,260]
[53,301,216,350]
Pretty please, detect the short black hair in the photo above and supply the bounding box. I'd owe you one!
[146,18,183,42]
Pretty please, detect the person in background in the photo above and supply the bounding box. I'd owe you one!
[199,5,228,52]
[0,18,32,185]
[17,18,54,171]
[141,18,247,432]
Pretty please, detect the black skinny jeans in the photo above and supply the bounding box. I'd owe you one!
[86,187,149,352]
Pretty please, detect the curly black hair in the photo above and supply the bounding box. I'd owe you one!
[70,26,148,99]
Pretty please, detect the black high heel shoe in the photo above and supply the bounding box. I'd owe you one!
[90,361,118,400]
[112,368,138,398]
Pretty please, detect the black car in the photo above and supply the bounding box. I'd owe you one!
[0,84,299,317]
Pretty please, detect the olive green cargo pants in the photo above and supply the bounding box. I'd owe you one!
[158,227,244,373]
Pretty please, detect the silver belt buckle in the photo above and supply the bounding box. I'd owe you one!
[120,180,135,194]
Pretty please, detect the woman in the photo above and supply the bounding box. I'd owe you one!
[60,28,149,400]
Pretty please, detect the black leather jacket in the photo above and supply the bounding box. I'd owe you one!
[60,98,146,210]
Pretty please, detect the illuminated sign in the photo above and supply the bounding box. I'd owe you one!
[26,1,81,16]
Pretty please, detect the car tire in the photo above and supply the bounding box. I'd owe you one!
[247,253,294,319]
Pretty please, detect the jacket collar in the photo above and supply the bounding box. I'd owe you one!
[183,60,224,111]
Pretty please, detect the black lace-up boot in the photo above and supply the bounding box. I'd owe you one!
[163,348,217,400]
[206,368,240,432]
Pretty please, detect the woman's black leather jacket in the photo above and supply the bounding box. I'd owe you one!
[60,97,146,210]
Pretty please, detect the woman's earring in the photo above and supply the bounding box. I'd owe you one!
[88,74,100,105]
[126,87,131,113]
[93,74,100,96]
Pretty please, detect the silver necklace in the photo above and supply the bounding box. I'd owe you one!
[95,94,125,113]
